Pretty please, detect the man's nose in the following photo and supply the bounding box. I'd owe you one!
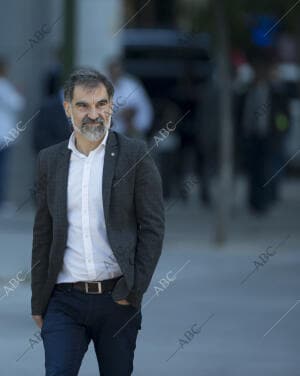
[88,107,99,120]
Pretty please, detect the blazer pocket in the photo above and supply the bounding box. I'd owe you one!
[112,175,124,188]
[112,171,135,189]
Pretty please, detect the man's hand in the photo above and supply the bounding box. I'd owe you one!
[32,315,43,329]
[115,299,131,306]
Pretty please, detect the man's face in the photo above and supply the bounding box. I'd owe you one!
[64,83,113,142]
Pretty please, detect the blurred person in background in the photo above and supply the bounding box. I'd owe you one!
[107,57,153,140]
[170,65,218,206]
[0,57,25,215]
[32,87,71,154]
[241,56,289,213]
[194,74,220,207]
[33,47,71,154]
[170,68,200,202]
[43,46,64,97]
[31,68,164,375]
[150,97,181,201]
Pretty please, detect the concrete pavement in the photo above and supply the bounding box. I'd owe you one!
[0,178,299,375]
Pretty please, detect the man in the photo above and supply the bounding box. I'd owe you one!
[31,68,165,375]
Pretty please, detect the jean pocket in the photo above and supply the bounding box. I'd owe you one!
[111,297,142,330]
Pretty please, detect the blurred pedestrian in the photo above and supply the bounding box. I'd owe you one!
[0,57,25,214]
[170,68,199,202]
[32,88,71,154]
[194,76,220,206]
[107,57,153,140]
[241,58,289,213]
[150,97,181,200]
[43,46,64,97]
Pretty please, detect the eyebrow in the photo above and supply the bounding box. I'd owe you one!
[75,99,109,106]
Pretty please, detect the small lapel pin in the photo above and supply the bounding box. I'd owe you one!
[111,152,115,157]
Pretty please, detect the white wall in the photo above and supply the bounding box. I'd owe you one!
[75,0,123,72]
[0,0,123,207]
[0,0,64,206]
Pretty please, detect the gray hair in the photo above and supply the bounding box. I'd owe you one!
[64,68,114,102]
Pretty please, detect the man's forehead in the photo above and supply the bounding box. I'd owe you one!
[73,83,110,101]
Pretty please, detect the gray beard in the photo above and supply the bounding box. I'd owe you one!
[72,117,111,142]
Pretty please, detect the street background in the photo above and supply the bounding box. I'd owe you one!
[0,0,300,375]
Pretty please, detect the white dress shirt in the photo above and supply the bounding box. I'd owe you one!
[56,130,123,283]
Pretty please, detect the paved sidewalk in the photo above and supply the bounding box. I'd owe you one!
[0,179,299,375]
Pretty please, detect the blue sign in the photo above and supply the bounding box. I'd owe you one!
[251,15,279,47]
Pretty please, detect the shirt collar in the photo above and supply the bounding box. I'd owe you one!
[68,129,109,157]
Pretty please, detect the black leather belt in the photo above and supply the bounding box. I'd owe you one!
[56,276,122,294]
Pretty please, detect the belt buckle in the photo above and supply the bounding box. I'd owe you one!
[85,281,102,294]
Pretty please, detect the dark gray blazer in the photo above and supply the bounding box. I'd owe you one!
[31,130,165,317]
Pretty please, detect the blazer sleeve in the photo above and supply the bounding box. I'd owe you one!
[31,150,53,315]
[127,141,165,306]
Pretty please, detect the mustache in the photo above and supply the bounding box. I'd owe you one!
[82,117,105,126]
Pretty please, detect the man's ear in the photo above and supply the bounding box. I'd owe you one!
[63,101,71,118]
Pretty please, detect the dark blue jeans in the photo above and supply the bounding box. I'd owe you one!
[41,284,142,375]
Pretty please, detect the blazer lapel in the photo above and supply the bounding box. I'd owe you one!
[58,143,71,230]
[102,130,118,228]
